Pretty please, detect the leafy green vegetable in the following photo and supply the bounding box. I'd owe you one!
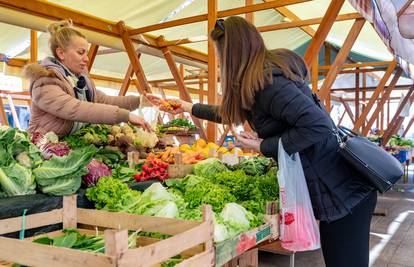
[94,148,125,168]
[64,124,112,148]
[236,157,271,176]
[389,135,414,147]
[0,163,36,197]
[34,146,96,195]
[193,158,228,179]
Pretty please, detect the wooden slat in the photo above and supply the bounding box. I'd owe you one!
[207,0,218,142]
[319,61,392,70]
[175,250,214,267]
[317,18,365,102]
[87,44,99,72]
[105,229,128,258]
[362,68,403,135]
[128,0,311,36]
[257,12,362,32]
[119,63,134,96]
[62,195,77,229]
[30,30,37,63]
[117,21,151,94]
[77,208,199,235]
[353,61,397,132]
[303,0,345,67]
[355,68,360,118]
[338,110,346,125]
[0,208,62,235]
[161,46,207,140]
[0,237,115,267]
[118,221,211,267]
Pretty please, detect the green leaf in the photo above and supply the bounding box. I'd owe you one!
[32,236,53,245]
[52,232,78,248]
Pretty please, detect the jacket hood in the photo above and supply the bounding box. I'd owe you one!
[22,57,65,81]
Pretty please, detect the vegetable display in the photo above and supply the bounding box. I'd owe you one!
[82,159,112,187]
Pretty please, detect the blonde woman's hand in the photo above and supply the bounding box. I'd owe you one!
[236,132,262,153]
[239,131,259,140]
[128,113,153,132]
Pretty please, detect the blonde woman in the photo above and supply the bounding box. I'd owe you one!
[24,20,152,137]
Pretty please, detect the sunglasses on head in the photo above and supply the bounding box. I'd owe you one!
[215,19,225,31]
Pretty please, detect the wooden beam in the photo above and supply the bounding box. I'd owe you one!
[402,116,414,137]
[311,54,318,92]
[117,21,151,94]
[257,12,362,33]
[304,0,345,67]
[0,0,208,65]
[0,96,8,126]
[161,45,207,140]
[129,0,312,36]
[353,61,398,132]
[319,67,389,75]
[245,0,254,22]
[319,61,392,70]
[340,98,355,124]
[270,4,316,36]
[119,64,134,96]
[362,68,403,135]
[87,44,99,72]
[338,110,346,125]
[383,83,414,143]
[318,19,366,102]
[331,84,411,92]
[207,0,218,142]
[355,67,360,118]
[30,30,37,63]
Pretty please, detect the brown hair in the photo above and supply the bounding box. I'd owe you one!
[211,16,309,125]
[48,20,86,59]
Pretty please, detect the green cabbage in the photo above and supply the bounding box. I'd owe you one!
[193,158,228,179]
[0,163,35,197]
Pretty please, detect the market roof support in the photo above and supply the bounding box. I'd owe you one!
[338,110,346,125]
[30,30,37,63]
[119,64,134,96]
[317,18,365,102]
[311,55,319,92]
[362,68,403,136]
[303,0,345,67]
[87,44,99,72]
[117,21,151,94]
[161,43,207,140]
[207,0,218,142]
[340,98,355,124]
[245,0,254,22]
[402,116,414,137]
[355,68,360,119]
[383,84,414,143]
[353,61,398,133]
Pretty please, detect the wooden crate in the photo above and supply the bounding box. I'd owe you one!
[0,195,214,267]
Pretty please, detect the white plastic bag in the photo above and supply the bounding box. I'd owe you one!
[137,95,160,128]
[277,139,320,251]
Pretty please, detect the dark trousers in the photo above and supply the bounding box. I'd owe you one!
[320,191,377,267]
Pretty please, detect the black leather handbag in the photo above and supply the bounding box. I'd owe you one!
[311,93,403,193]
[334,126,403,193]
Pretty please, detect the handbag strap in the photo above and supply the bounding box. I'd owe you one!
[310,93,348,146]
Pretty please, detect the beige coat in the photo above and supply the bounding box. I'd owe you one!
[24,60,140,137]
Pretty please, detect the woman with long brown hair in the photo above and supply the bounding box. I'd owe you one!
[148,16,376,267]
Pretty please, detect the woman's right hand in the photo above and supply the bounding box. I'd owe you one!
[146,94,193,115]
[128,113,153,132]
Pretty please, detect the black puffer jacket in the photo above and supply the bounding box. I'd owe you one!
[192,68,374,222]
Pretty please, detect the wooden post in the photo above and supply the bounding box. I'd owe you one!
[362,68,403,135]
[245,0,254,22]
[311,54,319,92]
[87,44,99,72]
[317,19,365,102]
[324,43,331,66]
[207,0,218,142]
[104,229,129,258]
[362,72,366,128]
[117,21,151,94]
[353,61,397,132]
[338,110,346,125]
[199,76,204,104]
[355,67,360,119]
[119,64,134,96]
[303,0,345,67]
[383,84,414,143]
[387,98,391,128]
[161,45,207,140]
[30,30,38,63]
[202,205,214,265]
[62,195,77,229]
